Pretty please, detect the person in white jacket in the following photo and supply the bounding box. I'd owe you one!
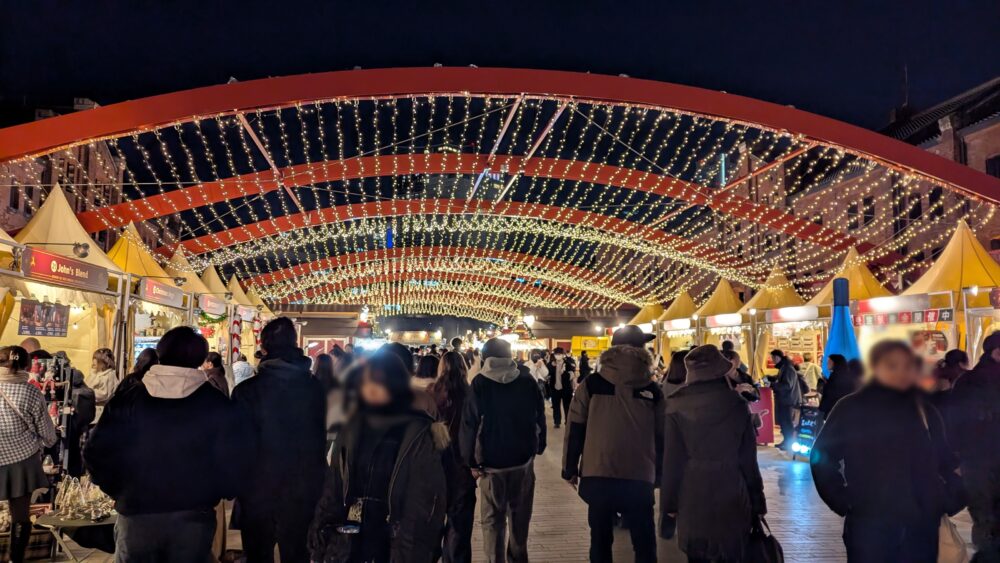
[86,348,118,419]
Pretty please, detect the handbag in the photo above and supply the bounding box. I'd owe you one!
[744,516,784,563]
[916,402,970,563]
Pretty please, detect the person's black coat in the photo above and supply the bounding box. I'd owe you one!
[661,377,765,561]
[811,382,964,521]
[577,355,592,384]
[308,411,448,563]
[948,356,1000,468]
[232,354,327,511]
[818,364,859,417]
[546,355,576,393]
[84,382,252,515]
[66,376,95,477]
[768,357,801,407]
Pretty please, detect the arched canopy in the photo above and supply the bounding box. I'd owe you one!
[1,68,999,322]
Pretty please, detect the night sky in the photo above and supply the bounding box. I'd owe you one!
[1,1,998,129]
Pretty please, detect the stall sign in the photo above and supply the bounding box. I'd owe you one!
[236,305,257,322]
[853,308,953,326]
[198,294,227,316]
[139,277,185,308]
[21,248,108,292]
[765,305,819,323]
[704,313,743,328]
[751,387,775,446]
[663,318,692,331]
[854,294,930,315]
[18,299,70,337]
[793,406,824,455]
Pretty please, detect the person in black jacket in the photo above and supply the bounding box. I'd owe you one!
[308,352,447,563]
[460,338,546,563]
[85,327,253,562]
[64,368,95,477]
[948,332,1000,559]
[811,340,964,562]
[817,354,858,417]
[767,349,802,450]
[233,317,327,563]
[546,347,576,428]
[661,345,766,562]
[577,350,592,383]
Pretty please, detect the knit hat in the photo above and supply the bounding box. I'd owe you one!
[683,344,732,384]
[481,338,512,361]
[611,325,656,348]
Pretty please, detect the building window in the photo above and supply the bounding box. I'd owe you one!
[9,187,18,210]
[987,155,1000,178]
[862,197,875,226]
[908,195,923,221]
[929,187,944,217]
[848,203,859,230]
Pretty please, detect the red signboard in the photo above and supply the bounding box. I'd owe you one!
[21,248,109,292]
[752,387,775,445]
[198,294,227,316]
[139,277,185,308]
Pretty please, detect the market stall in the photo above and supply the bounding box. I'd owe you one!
[627,303,664,334]
[227,275,262,362]
[0,186,124,370]
[740,268,811,378]
[246,286,276,321]
[570,335,610,358]
[695,279,748,361]
[656,291,697,358]
[198,265,237,357]
[107,224,191,367]
[901,220,1000,361]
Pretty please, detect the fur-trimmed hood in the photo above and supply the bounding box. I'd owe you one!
[430,421,451,451]
[599,345,653,387]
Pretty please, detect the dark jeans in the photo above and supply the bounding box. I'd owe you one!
[551,388,572,426]
[114,508,216,563]
[965,464,1000,560]
[774,405,796,447]
[241,497,315,563]
[843,514,938,563]
[479,461,535,563]
[443,481,477,563]
[579,477,656,563]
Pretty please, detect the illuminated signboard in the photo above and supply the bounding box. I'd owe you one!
[21,248,109,292]
[198,294,227,316]
[139,277,185,308]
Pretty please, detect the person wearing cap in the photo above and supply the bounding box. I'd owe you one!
[661,344,766,562]
[545,346,577,428]
[948,331,1000,558]
[460,337,546,563]
[562,324,663,563]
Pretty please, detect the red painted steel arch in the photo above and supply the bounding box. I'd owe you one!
[77,153,854,251]
[160,198,755,277]
[1,67,997,201]
[249,246,646,303]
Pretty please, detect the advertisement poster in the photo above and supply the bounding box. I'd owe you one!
[910,330,949,368]
[751,387,775,445]
[18,299,70,337]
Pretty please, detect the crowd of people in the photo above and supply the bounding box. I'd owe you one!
[2,318,1000,562]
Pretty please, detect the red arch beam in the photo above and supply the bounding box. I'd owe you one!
[77,152,852,251]
[1,67,996,201]
[158,198,754,276]
[280,271,591,307]
[248,246,648,303]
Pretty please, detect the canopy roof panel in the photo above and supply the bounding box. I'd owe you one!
[107,224,175,285]
[696,279,744,317]
[0,68,998,322]
[903,220,1000,307]
[164,248,211,295]
[807,247,893,305]
[628,304,664,325]
[658,291,697,321]
[739,268,804,313]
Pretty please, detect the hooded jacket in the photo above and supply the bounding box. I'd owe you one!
[232,354,327,508]
[459,357,546,470]
[203,366,230,397]
[562,345,664,484]
[769,357,802,407]
[661,371,765,561]
[84,365,253,515]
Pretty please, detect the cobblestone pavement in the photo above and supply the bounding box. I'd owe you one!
[73,413,975,562]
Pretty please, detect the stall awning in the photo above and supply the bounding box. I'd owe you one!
[658,291,697,322]
[164,249,211,295]
[15,185,122,273]
[695,279,744,317]
[808,247,892,306]
[628,303,664,325]
[201,266,235,304]
[246,286,275,318]
[903,220,1000,308]
[227,275,254,307]
[107,224,175,285]
[739,268,804,313]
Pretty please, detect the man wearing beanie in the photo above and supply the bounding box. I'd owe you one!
[460,337,546,563]
[562,324,663,563]
[949,331,1000,558]
[661,344,765,562]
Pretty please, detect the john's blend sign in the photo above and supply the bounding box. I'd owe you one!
[21,248,109,291]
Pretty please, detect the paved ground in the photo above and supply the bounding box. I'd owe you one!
[69,412,975,562]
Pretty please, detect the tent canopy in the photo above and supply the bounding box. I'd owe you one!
[227,275,254,307]
[808,247,892,305]
[739,268,804,313]
[696,279,744,317]
[15,185,122,273]
[246,286,275,317]
[903,220,1000,308]
[107,224,175,286]
[658,291,697,322]
[164,249,211,295]
[200,266,235,304]
[628,303,664,325]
